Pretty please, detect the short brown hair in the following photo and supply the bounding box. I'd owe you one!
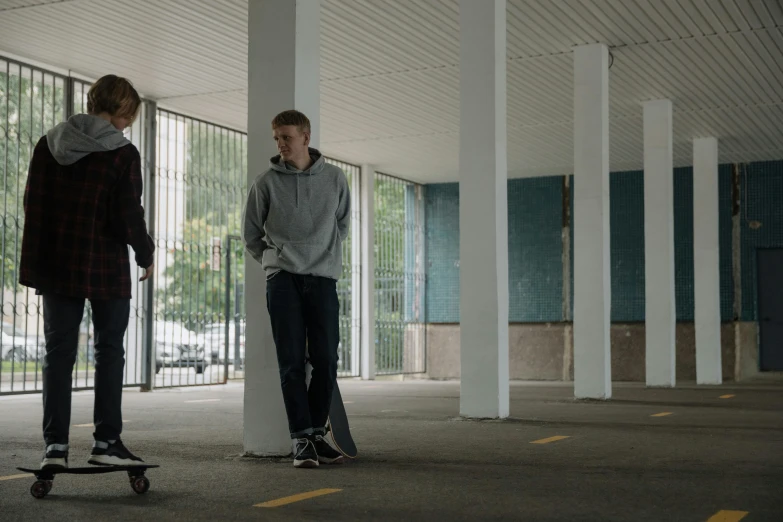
[87,75,141,123]
[271,110,310,134]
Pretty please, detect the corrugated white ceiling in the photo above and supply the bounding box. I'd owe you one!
[1,0,781,182]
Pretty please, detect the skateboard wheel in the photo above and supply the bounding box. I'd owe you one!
[45,480,53,494]
[131,476,150,494]
[31,481,48,499]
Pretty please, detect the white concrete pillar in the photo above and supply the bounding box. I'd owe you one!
[124,105,147,388]
[350,171,362,376]
[243,0,320,456]
[573,43,612,400]
[694,137,722,384]
[458,0,509,418]
[360,165,375,380]
[643,99,676,387]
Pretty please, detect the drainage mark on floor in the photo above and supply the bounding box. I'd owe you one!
[74,419,130,427]
[530,436,570,444]
[706,509,748,522]
[718,394,735,399]
[255,488,342,508]
[651,412,673,417]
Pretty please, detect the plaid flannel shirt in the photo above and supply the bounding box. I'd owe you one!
[19,136,155,300]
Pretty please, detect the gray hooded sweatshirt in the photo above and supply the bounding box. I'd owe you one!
[46,114,131,165]
[241,148,351,280]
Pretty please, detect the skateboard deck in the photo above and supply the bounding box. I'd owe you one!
[17,464,159,498]
[304,350,356,459]
[324,381,357,458]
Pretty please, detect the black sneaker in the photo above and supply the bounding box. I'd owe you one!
[314,435,344,465]
[293,437,319,468]
[88,439,144,466]
[41,444,69,470]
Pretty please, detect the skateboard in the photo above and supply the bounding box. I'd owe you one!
[305,349,357,459]
[324,381,357,458]
[16,464,159,499]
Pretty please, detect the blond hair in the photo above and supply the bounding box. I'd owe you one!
[271,109,311,134]
[87,75,141,124]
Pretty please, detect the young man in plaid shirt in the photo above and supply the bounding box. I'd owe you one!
[20,75,155,469]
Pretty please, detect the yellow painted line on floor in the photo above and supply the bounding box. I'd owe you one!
[651,412,673,417]
[184,399,221,403]
[255,488,342,508]
[706,510,748,522]
[530,435,570,444]
[0,474,31,482]
[719,394,735,399]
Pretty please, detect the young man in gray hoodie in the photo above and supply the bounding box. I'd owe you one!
[242,110,350,468]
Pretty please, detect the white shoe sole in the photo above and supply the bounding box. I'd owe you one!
[293,458,319,468]
[318,455,345,465]
[41,457,67,470]
[88,455,142,466]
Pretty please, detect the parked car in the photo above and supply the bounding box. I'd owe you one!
[1,322,42,362]
[203,321,245,365]
[153,320,209,374]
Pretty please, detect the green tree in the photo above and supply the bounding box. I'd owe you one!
[154,116,247,330]
[155,206,246,332]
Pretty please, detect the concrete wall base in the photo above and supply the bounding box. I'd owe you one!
[424,322,760,382]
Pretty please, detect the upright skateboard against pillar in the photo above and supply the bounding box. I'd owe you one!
[305,356,357,458]
[324,380,357,458]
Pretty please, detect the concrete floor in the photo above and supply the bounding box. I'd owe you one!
[0,379,781,521]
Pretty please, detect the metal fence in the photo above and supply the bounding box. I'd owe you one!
[151,109,247,387]
[325,159,361,377]
[0,58,63,393]
[374,173,426,374]
[0,61,153,394]
[1,54,428,395]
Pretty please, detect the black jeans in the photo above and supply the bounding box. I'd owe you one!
[42,294,130,446]
[266,271,340,439]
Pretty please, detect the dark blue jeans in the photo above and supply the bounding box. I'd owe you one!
[266,271,340,439]
[42,294,130,446]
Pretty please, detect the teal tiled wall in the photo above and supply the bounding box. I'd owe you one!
[718,164,735,320]
[425,178,564,323]
[740,161,783,320]
[425,183,460,323]
[507,177,563,322]
[425,160,779,324]
[608,171,645,321]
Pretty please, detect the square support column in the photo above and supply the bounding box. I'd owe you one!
[643,99,676,387]
[573,43,612,399]
[694,137,722,384]
[350,170,362,377]
[243,0,320,456]
[360,164,376,380]
[458,0,509,418]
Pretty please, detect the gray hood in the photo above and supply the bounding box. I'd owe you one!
[46,114,131,166]
[269,148,326,175]
[269,148,326,207]
[241,146,351,281]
